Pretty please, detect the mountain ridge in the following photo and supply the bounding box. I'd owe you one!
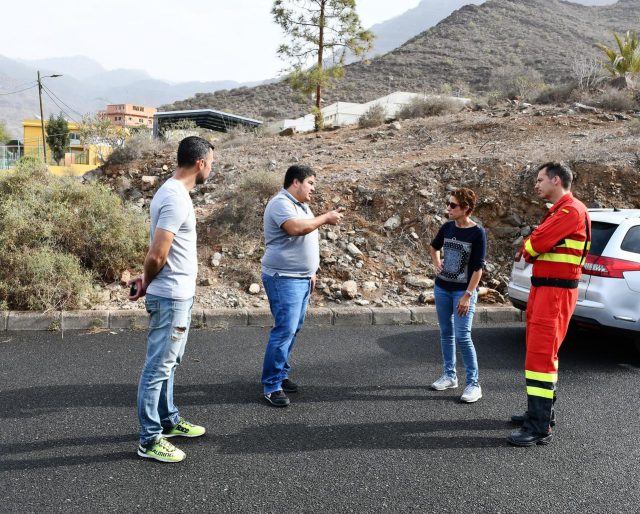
[161,0,637,121]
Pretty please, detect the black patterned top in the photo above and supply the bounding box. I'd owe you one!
[430,221,487,291]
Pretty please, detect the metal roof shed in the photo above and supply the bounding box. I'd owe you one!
[153,109,262,137]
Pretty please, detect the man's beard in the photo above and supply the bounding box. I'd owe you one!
[195,172,206,185]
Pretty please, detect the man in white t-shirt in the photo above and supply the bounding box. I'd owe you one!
[128,136,214,463]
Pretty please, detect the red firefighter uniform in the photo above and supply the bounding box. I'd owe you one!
[521,192,591,434]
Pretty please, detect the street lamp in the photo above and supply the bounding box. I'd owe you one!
[37,71,63,164]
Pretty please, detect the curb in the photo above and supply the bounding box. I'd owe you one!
[0,306,524,331]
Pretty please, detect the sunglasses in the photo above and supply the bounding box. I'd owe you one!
[446,201,460,209]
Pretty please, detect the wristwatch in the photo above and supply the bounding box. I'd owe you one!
[465,290,474,296]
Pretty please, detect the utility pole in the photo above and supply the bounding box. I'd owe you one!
[36,71,62,164]
[37,71,47,163]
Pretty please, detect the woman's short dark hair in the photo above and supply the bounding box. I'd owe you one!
[452,187,477,215]
[538,162,573,189]
[177,136,215,167]
[283,165,315,188]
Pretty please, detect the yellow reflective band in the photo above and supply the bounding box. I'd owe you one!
[525,370,557,383]
[538,253,584,265]
[557,239,591,250]
[527,386,555,399]
[524,239,539,258]
[561,208,570,214]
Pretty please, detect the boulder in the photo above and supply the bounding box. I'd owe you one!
[341,280,358,299]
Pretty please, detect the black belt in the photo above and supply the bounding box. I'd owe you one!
[531,277,579,289]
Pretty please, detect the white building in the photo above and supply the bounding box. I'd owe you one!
[270,91,470,133]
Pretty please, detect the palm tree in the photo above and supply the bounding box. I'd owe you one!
[596,31,640,78]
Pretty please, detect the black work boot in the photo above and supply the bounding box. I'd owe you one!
[510,410,556,427]
[507,426,553,447]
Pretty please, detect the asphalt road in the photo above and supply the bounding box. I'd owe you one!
[1,324,639,513]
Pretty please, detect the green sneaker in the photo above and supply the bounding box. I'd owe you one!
[162,418,206,438]
[137,437,185,463]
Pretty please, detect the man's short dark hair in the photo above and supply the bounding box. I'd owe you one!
[283,165,315,188]
[177,136,215,168]
[538,161,573,189]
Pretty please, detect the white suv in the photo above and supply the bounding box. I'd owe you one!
[508,209,640,348]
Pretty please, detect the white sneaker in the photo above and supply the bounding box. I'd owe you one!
[460,384,482,403]
[431,375,458,390]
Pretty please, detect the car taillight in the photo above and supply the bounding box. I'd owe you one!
[582,254,640,278]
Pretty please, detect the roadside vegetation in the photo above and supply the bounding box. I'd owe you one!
[0,157,148,310]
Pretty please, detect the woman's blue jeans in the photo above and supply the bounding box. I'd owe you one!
[434,284,479,386]
[261,273,311,395]
[137,293,193,446]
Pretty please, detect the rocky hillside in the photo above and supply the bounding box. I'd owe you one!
[162,0,640,121]
[86,99,640,312]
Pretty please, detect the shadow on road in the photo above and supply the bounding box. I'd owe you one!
[211,418,509,454]
[0,451,136,472]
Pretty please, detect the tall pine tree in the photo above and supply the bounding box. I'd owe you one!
[272,0,374,130]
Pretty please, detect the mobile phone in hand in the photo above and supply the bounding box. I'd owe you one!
[130,283,138,296]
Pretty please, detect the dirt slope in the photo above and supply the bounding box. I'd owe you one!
[91,101,640,311]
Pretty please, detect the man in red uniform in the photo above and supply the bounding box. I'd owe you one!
[508,162,591,447]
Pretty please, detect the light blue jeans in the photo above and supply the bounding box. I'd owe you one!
[261,273,311,395]
[138,293,193,446]
[434,284,479,386]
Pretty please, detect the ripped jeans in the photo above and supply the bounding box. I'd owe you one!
[137,293,193,446]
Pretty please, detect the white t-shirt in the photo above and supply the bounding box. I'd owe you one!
[146,178,197,300]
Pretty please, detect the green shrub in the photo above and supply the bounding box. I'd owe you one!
[488,66,547,101]
[0,160,148,310]
[358,104,386,128]
[0,248,94,311]
[107,133,174,165]
[397,96,464,119]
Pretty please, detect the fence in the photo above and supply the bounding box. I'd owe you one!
[0,144,23,170]
[0,144,90,169]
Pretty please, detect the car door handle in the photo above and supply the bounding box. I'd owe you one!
[613,315,636,322]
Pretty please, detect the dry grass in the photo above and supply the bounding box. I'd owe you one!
[397,96,464,120]
[358,104,386,128]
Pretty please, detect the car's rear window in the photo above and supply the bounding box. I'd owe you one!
[590,221,618,256]
[621,226,640,254]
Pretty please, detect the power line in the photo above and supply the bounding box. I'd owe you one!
[41,84,83,118]
[10,79,39,89]
[0,84,38,96]
[41,87,79,123]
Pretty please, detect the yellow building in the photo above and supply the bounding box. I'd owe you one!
[22,119,112,174]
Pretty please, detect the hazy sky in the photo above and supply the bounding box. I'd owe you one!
[1,0,422,83]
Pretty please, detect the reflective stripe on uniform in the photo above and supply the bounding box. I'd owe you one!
[525,370,557,383]
[537,253,584,265]
[557,239,591,250]
[524,239,539,257]
[527,386,555,399]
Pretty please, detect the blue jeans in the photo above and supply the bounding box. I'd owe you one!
[261,273,311,394]
[434,284,479,386]
[138,293,193,446]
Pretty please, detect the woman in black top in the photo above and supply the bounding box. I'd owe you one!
[429,187,487,403]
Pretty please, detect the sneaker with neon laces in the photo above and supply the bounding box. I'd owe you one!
[162,418,206,438]
[431,374,458,391]
[137,437,185,463]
